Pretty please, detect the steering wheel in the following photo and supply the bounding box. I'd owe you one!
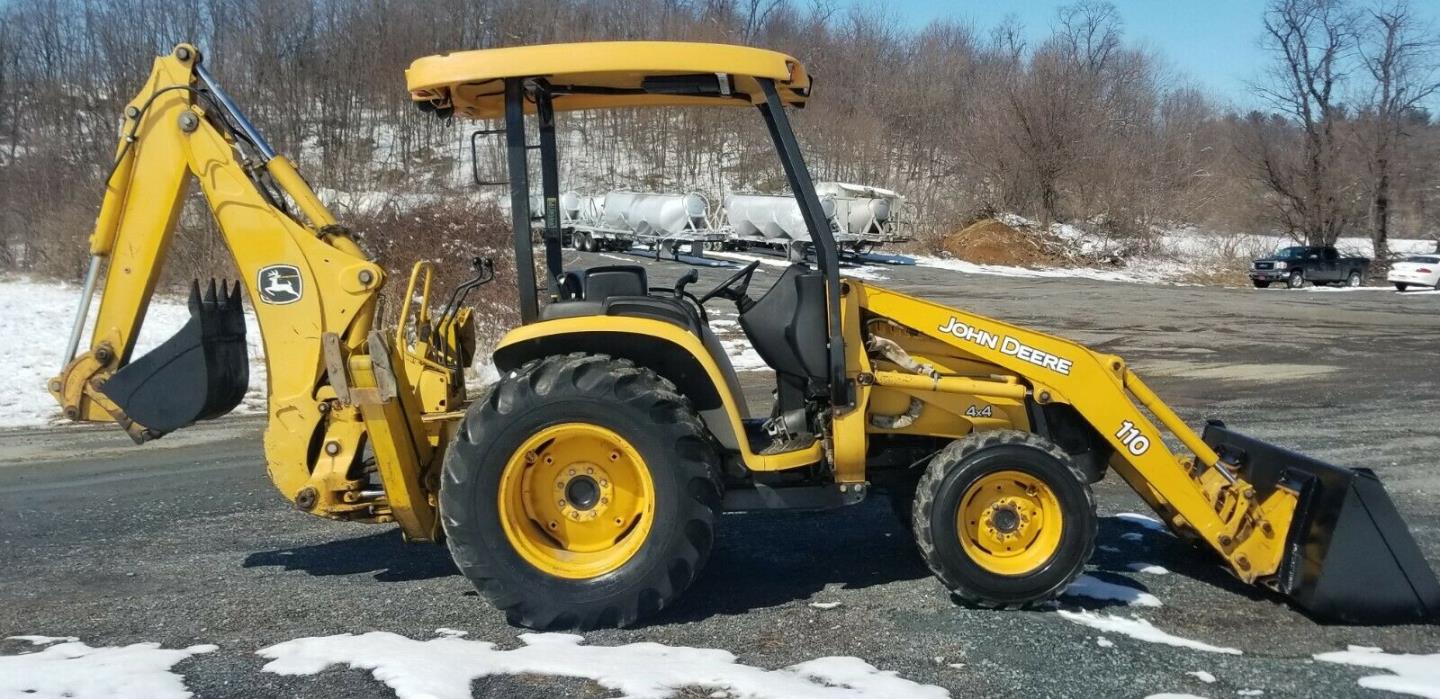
[698,260,761,309]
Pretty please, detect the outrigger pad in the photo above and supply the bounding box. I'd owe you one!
[1204,422,1440,624]
[100,280,250,438]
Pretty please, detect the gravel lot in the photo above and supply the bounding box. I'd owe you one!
[3,250,1438,698]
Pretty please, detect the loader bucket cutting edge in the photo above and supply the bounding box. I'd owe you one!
[1203,423,1440,624]
[98,280,250,437]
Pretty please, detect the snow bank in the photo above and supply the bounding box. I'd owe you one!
[0,279,266,429]
[258,631,949,699]
[1,635,215,699]
[1056,610,1242,655]
[912,255,1191,286]
[1062,574,1162,607]
[1314,645,1440,699]
[941,213,1440,288]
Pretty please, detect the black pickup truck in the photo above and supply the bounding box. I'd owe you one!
[1250,245,1370,288]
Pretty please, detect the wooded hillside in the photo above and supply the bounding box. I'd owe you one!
[2,0,1437,282]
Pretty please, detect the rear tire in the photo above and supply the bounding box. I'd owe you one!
[912,431,1096,608]
[1395,283,1408,291]
[1287,270,1305,288]
[441,353,721,630]
[1346,270,1362,287]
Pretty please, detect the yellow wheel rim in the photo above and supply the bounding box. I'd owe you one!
[957,470,1063,576]
[497,423,654,579]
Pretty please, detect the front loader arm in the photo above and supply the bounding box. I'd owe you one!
[49,45,446,541]
[853,283,1293,584]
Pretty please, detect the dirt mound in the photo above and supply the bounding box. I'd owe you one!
[939,218,1071,267]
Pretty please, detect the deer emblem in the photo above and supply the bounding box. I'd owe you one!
[258,265,301,304]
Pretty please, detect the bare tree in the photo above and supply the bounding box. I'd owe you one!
[1251,0,1359,245]
[1356,0,1440,266]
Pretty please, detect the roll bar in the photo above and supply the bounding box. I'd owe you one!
[497,76,850,408]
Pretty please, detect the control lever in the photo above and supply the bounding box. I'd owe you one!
[673,269,699,299]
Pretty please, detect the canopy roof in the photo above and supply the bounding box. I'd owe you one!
[405,41,811,119]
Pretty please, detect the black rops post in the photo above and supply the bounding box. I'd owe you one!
[534,81,565,296]
[503,78,538,324]
[756,79,850,409]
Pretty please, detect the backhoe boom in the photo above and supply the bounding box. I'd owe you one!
[49,45,464,542]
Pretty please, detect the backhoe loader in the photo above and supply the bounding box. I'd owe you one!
[52,42,1438,630]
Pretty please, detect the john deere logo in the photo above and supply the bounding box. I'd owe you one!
[258,264,302,305]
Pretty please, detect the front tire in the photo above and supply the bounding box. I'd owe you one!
[441,354,721,630]
[1252,280,1270,288]
[1395,283,1408,291]
[912,431,1096,608]
[1287,270,1305,288]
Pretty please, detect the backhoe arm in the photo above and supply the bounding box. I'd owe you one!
[49,45,451,540]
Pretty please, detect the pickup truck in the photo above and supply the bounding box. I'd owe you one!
[1250,245,1370,289]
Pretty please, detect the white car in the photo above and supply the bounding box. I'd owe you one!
[1387,255,1440,291]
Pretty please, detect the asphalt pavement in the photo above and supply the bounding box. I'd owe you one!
[3,250,1438,698]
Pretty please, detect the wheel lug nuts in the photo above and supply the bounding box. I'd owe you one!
[586,467,594,474]
[600,480,608,487]
[524,451,537,464]
[600,497,609,505]
[558,499,566,507]
[569,469,576,476]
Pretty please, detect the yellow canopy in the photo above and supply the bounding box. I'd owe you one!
[405,41,811,119]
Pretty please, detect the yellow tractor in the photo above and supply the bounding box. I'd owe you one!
[51,42,1438,630]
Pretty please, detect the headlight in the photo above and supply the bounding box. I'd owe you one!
[1274,261,1288,269]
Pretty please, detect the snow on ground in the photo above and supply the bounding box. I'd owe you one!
[1114,512,1173,534]
[1056,610,1243,655]
[940,213,1440,288]
[1062,574,1162,607]
[1127,563,1171,575]
[911,254,1192,286]
[721,338,769,371]
[1143,694,1211,699]
[0,279,266,429]
[1314,645,1440,699]
[1,635,216,699]
[1187,670,1217,683]
[258,631,950,699]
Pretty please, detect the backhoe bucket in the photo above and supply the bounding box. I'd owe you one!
[100,280,249,438]
[1203,423,1440,624]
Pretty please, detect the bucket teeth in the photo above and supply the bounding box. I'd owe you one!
[97,277,250,439]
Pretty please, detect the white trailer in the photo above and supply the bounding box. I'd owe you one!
[717,182,912,263]
[564,191,728,263]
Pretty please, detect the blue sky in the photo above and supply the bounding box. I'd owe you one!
[855,0,1440,110]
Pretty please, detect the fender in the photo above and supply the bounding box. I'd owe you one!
[494,315,822,473]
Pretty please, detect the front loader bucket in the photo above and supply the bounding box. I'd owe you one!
[99,280,249,438]
[1203,423,1440,624]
